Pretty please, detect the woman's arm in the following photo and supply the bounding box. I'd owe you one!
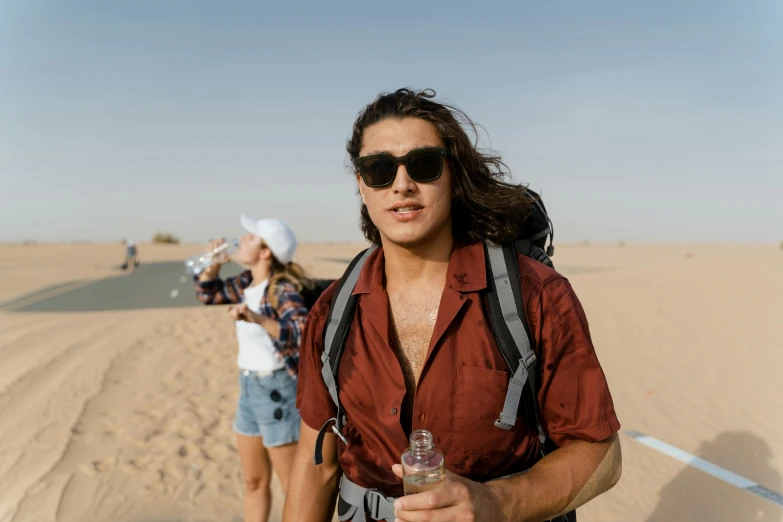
[194,270,252,305]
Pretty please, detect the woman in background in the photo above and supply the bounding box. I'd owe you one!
[194,213,309,522]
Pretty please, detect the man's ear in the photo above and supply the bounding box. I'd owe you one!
[356,174,366,205]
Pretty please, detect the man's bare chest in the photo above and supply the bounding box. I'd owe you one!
[389,293,441,384]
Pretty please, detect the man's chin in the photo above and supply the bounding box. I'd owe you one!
[379,224,448,250]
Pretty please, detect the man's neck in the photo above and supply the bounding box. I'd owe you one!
[382,229,453,293]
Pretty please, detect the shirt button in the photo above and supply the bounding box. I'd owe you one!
[391,408,398,415]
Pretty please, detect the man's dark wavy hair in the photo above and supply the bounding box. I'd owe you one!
[347,88,534,245]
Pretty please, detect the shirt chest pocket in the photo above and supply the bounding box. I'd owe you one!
[449,365,523,464]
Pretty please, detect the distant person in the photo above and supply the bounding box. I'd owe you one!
[194,214,310,522]
[123,240,138,272]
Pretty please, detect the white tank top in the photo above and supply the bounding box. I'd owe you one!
[235,279,286,372]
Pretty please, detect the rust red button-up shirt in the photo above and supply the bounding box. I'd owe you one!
[297,241,620,498]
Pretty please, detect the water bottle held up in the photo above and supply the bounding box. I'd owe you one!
[401,429,446,495]
[184,238,239,276]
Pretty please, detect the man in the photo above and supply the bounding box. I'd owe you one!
[283,89,622,522]
[123,240,138,272]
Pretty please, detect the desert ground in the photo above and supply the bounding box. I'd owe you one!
[0,241,781,521]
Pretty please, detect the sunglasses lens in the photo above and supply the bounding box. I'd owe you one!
[359,148,444,187]
[362,157,397,187]
[407,150,443,182]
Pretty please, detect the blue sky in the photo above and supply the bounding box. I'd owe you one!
[2,0,781,243]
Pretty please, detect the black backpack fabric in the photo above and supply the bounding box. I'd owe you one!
[300,278,336,310]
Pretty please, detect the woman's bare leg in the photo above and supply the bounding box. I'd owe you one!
[267,441,299,493]
[237,434,272,522]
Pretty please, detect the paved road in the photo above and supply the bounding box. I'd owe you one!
[1,261,245,313]
[0,255,607,314]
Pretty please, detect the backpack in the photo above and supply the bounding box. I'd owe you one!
[300,278,336,311]
[314,189,575,522]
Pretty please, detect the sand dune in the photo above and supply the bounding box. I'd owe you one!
[0,242,781,521]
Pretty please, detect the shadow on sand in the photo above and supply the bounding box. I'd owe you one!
[648,431,782,521]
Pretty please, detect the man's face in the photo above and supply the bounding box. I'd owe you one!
[357,117,453,248]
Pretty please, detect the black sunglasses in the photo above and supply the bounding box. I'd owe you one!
[356,147,447,188]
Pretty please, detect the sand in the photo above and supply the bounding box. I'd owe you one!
[0,241,781,521]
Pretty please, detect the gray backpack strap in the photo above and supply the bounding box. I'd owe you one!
[484,242,546,445]
[321,245,376,407]
[338,476,396,522]
[314,244,378,465]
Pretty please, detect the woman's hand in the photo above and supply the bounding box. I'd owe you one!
[227,303,263,324]
[199,237,231,280]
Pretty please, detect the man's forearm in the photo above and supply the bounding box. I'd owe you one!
[282,432,341,522]
[488,434,622,522]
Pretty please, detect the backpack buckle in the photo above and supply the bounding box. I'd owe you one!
[529,246,554,268]
[365,488,396,521]
[522,352,537,370]
[331,423,348,445]
[494,418,514,430]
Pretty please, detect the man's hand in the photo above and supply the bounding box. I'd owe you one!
[392,434,621,522]
[228,303,262,324]
[391,464,508,522]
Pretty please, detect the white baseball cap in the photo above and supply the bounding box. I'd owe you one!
[240,213,298,264]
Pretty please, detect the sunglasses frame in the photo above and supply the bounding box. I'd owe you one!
[356,146,448,188]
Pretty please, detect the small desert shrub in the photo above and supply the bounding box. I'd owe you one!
[152,232,180,244]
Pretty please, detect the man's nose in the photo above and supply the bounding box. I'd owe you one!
[391,164,417,194]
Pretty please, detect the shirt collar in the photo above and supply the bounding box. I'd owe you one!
[352,241,487,295]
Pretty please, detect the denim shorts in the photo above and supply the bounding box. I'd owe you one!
[233,368,301,447]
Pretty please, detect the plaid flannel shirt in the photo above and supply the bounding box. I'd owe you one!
[194,270,308,379]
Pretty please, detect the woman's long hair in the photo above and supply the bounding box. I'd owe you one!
[347,88,535,245]
[268,256,312,310]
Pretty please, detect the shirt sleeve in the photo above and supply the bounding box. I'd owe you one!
[295,300,338,431]
[194,270,252,304]
[270,283,309,354]
[535,277,621,447]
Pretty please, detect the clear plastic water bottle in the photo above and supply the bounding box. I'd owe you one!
[401,429,446,495]
[184,239,239,276]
